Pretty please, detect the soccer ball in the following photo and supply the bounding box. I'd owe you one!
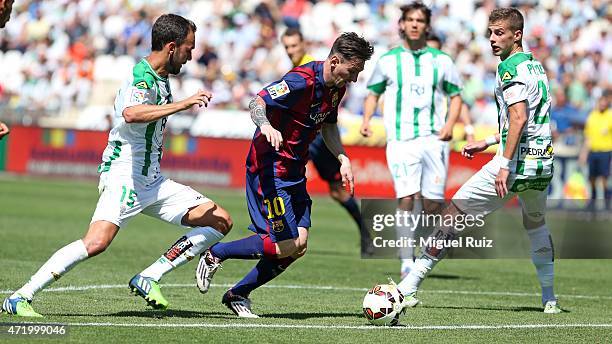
[362,284,404,326]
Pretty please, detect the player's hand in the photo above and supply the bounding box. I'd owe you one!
[359,121,372,137]
[461,140,488,159]
[260,124,283,151]
[466,134,475,143]
[338,155,354,196]
[495,167,510,198]
[183,89,212,109]
[438,124,453,141]
[0,121,9,140]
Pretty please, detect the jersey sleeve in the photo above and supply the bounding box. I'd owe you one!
[258,71,310,112]
[501,80,528,106]
[441,57,463,97]
[120,70,157,112]
[366,58,387,95]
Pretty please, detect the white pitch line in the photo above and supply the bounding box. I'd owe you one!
[1,283,611,300]
[62,322,612,331]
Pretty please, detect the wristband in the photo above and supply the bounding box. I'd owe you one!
[485,135,498,147]
[497,156,510,169]
[464,124,475,136]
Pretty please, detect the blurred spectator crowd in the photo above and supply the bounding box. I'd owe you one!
[0,0,609,142]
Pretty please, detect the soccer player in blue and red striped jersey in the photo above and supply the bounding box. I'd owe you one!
[195,32,374,317]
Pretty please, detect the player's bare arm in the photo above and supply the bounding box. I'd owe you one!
[496,100,527,197]
[462,133,500,159]
[249,95,283,151]
[360,93,380,137]
[0,121,9,140]
[438,95,463,141]
[321,123,354,195]
[123,89,212,123]
[459,104,475,142]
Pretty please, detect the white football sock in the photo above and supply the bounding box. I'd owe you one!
[397,201,422,273]
[15,240,89,300]
[527,225,555,303]
[397,227,453,296]
[140,226,224,281]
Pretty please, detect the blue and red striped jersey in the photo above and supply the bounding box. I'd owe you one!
[246,61,346,185]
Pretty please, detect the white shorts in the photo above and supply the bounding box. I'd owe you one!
[386,136,449,199]
[452,157,550,222]
[91,172,210,228]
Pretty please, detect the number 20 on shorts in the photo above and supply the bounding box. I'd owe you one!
[264,197,286,219]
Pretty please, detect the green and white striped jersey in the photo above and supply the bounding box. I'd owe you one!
[495,52,553,179]
[367,46,462,142]
[98,59,173,177]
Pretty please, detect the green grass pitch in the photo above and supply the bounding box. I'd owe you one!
[1,175,611,343]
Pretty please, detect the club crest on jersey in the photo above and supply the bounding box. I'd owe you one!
[332,92,339,107]
[271,219,285,232]
[134,81,149,89]
[130,89,146,103]
[267,81,290,99]
[501,71,513,81]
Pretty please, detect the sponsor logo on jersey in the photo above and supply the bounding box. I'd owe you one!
[311,111,331,124]
[520,144,553,157]
[267,81,290,99]
[410,83,425,96]
[511,177,552,192]
[501,71,513,81]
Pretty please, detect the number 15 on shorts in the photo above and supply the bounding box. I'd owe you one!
[120,185,137,208]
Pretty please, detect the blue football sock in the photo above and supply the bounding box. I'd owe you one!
[340,197,371,245]
[340,197,362,228]
[231,257,296,297]
[210,235,264,261]
[542,286,555,304]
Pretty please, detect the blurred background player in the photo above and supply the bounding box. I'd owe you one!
[0,121,8,140]
[1,14,233,317]
[396,7,561,314]
[281,27,373,255]
[427,31,476,143]
[360,2,464,278]
[195,32,374,318]
[0,0,14,28]
[0,0,12,141]
[579,91,611,210]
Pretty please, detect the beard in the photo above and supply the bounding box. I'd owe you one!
[167,52,183,75]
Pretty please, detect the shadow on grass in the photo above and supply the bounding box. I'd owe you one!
[421,305,569,313]
[380,272,476,280]
[47,310,237,319]
[49,310,366,320]
[264,312,362,320]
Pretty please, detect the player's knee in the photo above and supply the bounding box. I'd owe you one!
[276,240,299,258]
[216,210,233,235]
[82,237,111,257]
[329,182,350,202]
[398,195,416,211]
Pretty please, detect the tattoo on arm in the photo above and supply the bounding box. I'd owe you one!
[249,97,270,127]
